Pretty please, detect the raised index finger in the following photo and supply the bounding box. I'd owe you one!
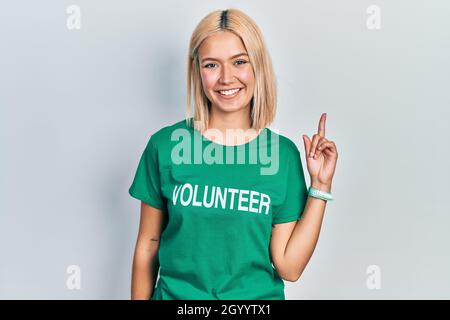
[318,113,326,137]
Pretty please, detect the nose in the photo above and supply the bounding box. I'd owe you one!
[219,63,235,84]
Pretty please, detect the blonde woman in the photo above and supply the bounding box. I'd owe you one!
[129,8,338,300]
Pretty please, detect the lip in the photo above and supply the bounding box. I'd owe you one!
[216,87,244,91]
[216,87,244,99]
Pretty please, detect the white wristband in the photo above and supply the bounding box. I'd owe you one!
[308,186,334,201]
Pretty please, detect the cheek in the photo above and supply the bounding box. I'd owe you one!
[239,69,255,86]
[200,71,218,89]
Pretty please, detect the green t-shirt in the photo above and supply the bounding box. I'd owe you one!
[128,118,308,300]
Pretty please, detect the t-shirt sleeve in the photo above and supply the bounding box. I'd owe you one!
[128,136,165,210]
[272,145,308,224]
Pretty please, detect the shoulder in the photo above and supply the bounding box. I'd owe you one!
[265,129,304,175]
[147,118,191,149]
[265,128,301,157]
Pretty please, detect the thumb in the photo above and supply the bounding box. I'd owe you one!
[302,134,311,156]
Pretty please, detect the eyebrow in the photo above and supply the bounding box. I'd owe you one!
[201,53,248,63]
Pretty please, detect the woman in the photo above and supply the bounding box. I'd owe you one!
[129,8,338,300]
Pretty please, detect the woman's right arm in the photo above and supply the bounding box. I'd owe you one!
[131,201,166,300]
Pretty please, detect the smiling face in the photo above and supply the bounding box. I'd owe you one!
[198,31,255,115]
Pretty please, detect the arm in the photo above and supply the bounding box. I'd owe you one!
[131,201,166,300]
[271,113,337,282]
[270,181,330,282]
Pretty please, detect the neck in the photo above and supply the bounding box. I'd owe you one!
[208,104,252,131]
[204,103,261,145]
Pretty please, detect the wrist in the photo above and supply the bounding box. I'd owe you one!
[310,180,332,193]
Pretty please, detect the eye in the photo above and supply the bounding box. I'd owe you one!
[203,60,248,69]
[235,59,247,65]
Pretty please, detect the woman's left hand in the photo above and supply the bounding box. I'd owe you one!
[302,113,338,191]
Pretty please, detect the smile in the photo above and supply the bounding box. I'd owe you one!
[217,88,243,98]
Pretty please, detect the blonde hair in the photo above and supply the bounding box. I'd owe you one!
[186,8,277,132]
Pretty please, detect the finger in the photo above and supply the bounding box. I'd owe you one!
[318,113,326,137]
[309,134,324,158]
[313,137,328,159]
[316,141,337,157]
[302,134,311,156]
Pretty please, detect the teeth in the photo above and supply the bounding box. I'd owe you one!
[219,88,240,95]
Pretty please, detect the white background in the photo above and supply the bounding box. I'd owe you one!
[1,0,449,299]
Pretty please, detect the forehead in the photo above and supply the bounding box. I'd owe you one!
[198,31,247,58]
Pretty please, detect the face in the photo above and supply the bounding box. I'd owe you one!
[198,31,255,114]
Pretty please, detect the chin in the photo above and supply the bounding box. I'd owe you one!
[215,104,247,114]
[211,98,252,113]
